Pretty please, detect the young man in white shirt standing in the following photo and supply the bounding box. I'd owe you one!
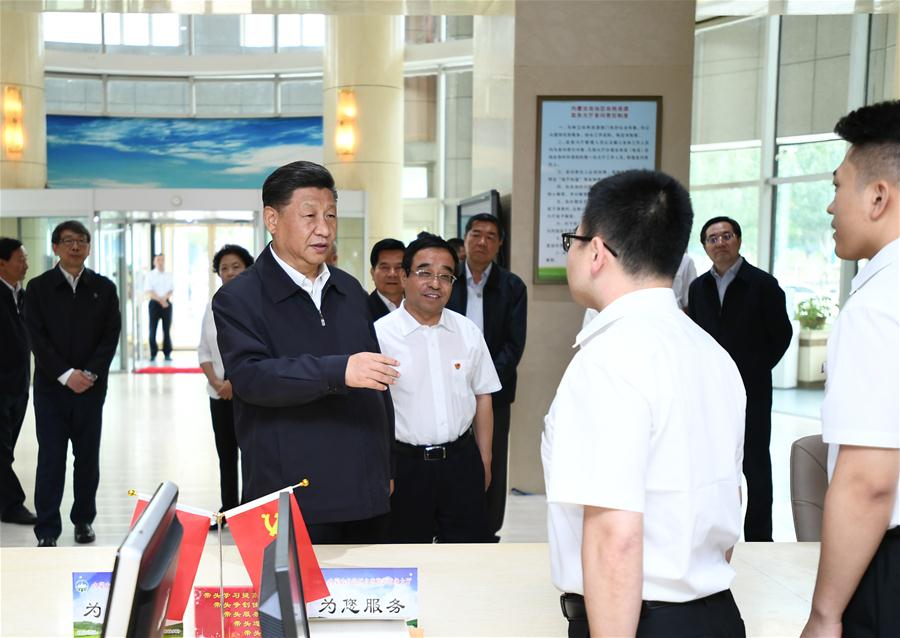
[375,233,500,543]
[801,101,900,638]
[542,170,747,636]
[144,253,174,361]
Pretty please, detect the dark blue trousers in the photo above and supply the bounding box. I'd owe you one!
[0,391,29,515]
[33,388,106,540]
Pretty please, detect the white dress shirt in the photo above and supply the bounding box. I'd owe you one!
[269,245,330,311]
[672,253,697,310]
[543,287,746,602]
[198,301,225,400]
[375,303,501,446]
[376,290,399,313]
[58,265,86,385]
[144,268,174,298]
[822,238,900,529]
[711,256,743,304]
[1,277,22,311]
[465,262,492,333]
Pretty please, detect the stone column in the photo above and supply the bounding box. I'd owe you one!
[323,15,404,255]
[0,10,46,188]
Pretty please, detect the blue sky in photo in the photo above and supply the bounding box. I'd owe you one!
[47,115,324,188]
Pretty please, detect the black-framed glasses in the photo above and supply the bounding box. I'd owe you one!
[561,233,619,258]
[413,269,457,285]
[58,237,90,247]
[703,231,735,246]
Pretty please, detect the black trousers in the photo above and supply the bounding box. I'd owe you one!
[563,590,745,638]
[389,432,489,543]
[305,513,390,545]
[742,394,773,541]
[209,398,239,512]
[33,389,106,540]
[0,391,29,516]
[843,527,900,636]
[485,399,511,539]
[148,300,172,358]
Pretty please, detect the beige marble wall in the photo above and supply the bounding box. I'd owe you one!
[509,0,696,494]
[323,15,404,253]
[0,11,46,188]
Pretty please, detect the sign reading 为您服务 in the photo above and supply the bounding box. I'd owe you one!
[309,567,418,622]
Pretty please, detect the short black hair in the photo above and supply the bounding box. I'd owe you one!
[581,170,693,279]
[464,213,504,241]
[212,244,254,273]
[51,220,91,245]
[0,237,23,261]
[447,237,464,252]
[700,216,742,243]
[262,161,338,210]
[369,238,406,268]
[834,100,900,184]
[402,233,459,274]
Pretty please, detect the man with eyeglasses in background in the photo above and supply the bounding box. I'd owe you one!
[367,238,406,321]
[375,233,500,543]
[544,171,747,636]
[688,216,792,542]
[25,221,121,547]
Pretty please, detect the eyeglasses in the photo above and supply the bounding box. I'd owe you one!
[413,269,457,285]
[561,233,619,258]
[703,232,735,245]
[58,238,90,247]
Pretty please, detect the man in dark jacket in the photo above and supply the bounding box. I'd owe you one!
[367,238,405,321]
[447,213,527,541]
[0,238,36,526]
[25,221,121,547]
[688,216,792,541]
[214,161,399,545]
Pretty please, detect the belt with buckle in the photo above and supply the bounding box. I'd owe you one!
[393,428,473,461]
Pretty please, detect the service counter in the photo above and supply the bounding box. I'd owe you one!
[0,542,818,637]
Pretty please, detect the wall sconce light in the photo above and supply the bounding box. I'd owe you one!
[335,89,357,158]
[3,86,24,157]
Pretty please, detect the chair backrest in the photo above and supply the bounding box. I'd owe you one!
[790,434,829,541]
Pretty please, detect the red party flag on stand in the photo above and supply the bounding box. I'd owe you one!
[130,496,212,622]
[222,487,329,603]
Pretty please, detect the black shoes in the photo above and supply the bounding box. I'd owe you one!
[74,523,96,544]
[1,506,38,525]
[37,537,57,547]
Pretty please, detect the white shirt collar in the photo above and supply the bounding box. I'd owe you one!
[465,261,492,288]
[850,238,899,296]
[376,290,399,312]
[269,244,330,289]
[0,277,19,294]
[397,300,455,336]
[710,256,743,281]
[59,265,85,291]
[574,287,679,349]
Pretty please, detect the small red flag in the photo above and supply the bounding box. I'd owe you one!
[130,497,212,622]
[223,488,329,602]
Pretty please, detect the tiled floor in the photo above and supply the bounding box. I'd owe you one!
[0,362,822,548]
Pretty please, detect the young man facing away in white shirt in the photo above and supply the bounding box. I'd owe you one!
[542,170,747,637]
[375,233,501,543]
[801,101,900,638]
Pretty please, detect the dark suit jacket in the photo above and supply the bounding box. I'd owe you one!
[688,259,792,399]
[213,245,394,524]
[366,290,391,322]
[0,284,29,395]
[447,262,527,404]
[24,266,121,396]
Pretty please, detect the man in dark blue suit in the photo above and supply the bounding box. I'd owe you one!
[0,238,37,526]
[214,161,399,545]
[25,221,121,547]
[447,213,527,541]
[688,216,792,541]
[366,238,405,321]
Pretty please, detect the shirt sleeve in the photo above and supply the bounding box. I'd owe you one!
[545,353,652,513]
[471,328,502,396]
[822,304,899,449]
[198,302,215,365]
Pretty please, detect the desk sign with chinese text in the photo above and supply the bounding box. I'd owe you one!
[534,96,661,283]
[73,572,111,637]
[311,567,417,622]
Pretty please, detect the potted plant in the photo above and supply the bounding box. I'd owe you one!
[796,297,833,386]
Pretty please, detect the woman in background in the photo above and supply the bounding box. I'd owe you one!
[198,244,254,527]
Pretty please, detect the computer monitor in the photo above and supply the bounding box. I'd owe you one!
[259,491,311,638]
[102,481,183,638]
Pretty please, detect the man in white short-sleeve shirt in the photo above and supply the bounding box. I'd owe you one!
[376,233,501,543]
[802,101,900,638]
[543,170,747,637]
[144,253,174,361]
